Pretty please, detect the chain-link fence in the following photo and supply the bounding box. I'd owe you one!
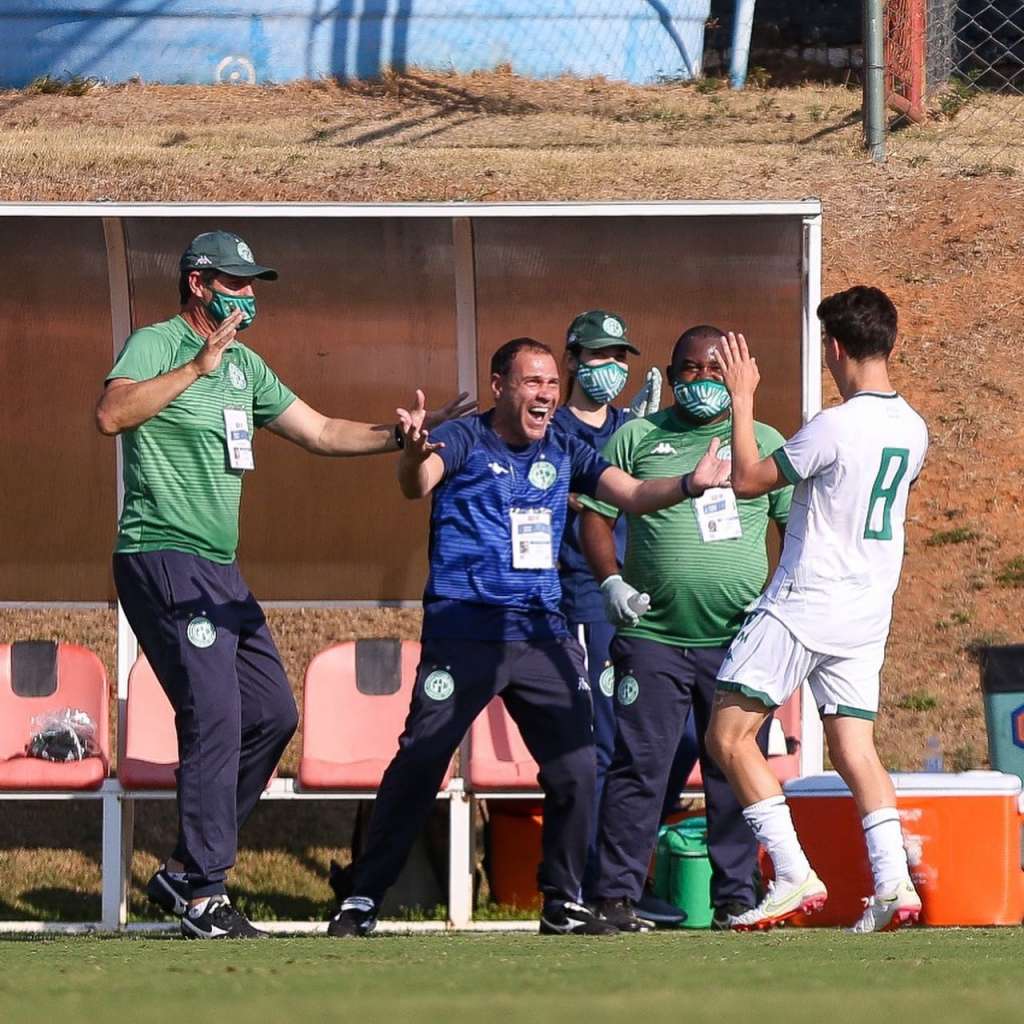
[885,0,1024,171]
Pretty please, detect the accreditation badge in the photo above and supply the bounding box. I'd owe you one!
[510,508,554,569]
[223,407,255,471]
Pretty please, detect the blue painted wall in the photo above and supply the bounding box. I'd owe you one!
[0,1,712,88]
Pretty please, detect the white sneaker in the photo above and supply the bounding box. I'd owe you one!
[730,871,828,932]
[849,879,922,934]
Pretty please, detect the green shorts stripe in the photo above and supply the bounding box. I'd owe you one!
[820,703,877,722]
[716,680,780,709]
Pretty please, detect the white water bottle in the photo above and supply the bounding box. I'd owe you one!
[627,592,650,616]
[922,734,944,773]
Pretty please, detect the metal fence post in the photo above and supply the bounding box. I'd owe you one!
[864,0,888,161]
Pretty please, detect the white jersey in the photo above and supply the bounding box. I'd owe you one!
[756,392,928,656]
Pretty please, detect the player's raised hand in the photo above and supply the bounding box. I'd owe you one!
[713,331,759,401]
[423,390,477,430]
[397,389,445,460]
[193,308,244,376]
[688,436,733,496]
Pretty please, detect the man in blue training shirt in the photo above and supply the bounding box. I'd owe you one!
[328,337,730,937]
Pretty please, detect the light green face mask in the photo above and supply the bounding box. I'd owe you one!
[576,361,629,404]
[206,289,257,331]
[673,379,731,422]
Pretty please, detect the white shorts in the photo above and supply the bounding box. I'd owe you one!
[717,611,883,720]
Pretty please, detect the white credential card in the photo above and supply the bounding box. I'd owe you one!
[223,407,255,471]
[692,487,743,542]
[510,508,554,569]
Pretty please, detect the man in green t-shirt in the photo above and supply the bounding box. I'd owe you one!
[579,324,791,933]
[95,230,472,940]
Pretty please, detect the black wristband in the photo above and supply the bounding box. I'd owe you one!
[681,473,694,498]
[393,424,405,450]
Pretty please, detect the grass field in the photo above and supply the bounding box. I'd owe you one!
[0,930,1018,1024]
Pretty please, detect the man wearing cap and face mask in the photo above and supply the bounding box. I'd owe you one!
[578,324,792,932]
[551,311,696,923]
[95,230,472,940]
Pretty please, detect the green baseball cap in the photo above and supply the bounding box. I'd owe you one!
[566,310,640,354]
[180,230,278,280]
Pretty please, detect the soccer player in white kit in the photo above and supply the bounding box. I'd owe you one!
[705,286,929,933]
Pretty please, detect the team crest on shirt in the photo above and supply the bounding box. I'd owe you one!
[186,615,217,649]
[617,675,639,706]
[228,363,247,390]
[423,669,455,701]
[599,664,615,698]
[528,461,557,490]
[717,444,732,462]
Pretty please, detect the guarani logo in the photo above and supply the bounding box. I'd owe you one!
[617,675,639,706]
[528,460,557,490]
[423,669,455,701]
[228,363,247,390]
[186,615,217,649]
[599,664,615,698]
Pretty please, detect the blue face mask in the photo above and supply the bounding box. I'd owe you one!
[673,379,732,422]
[206,289,257,331]
[576,361,628,404]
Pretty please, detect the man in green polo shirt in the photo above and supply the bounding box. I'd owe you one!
[95,230,471,940]
[578,324,791,933]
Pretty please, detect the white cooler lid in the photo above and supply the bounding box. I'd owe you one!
[784,770,1022,798]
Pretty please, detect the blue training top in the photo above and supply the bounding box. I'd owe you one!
[551,405,631,625]
[422,410,610,642]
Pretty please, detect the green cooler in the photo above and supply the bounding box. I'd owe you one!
[979,645,1024,783]
[654,817,713,928]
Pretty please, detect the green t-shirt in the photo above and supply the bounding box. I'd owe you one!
[580,408,792,647]
[108,315,297,563]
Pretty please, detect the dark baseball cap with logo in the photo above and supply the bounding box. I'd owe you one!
[179,230,278,281]
[566,310,640,354]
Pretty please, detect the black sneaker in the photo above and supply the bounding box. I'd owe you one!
[327,896,378,937]
[591,898,654,933]
[180,895,267,939]
[540,900,620,936]
[146,866,192,917]
[635,890,687,927]
[712,900,753,931]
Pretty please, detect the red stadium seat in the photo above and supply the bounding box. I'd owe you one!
[117,655,178,790]
[299,639,453,790]
[467,698,540,791]
[0,641,109,790]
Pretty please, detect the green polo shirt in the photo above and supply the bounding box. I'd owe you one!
[108,315,296,563]
[580,408,792,647]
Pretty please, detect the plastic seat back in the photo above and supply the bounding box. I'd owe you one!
[299,639,451,790]
[118,655,178,789]
[467,698,540,791]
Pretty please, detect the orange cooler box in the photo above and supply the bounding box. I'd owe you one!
[784,771,1024,927]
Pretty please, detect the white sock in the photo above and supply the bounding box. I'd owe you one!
[187,897,211,917]
[742,795,811,886]
[862,807,911,895]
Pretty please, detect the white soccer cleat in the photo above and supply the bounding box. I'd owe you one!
[730,871,828,932]
[849,879,922,934]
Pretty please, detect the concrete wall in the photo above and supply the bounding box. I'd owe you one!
[0,1,711,88]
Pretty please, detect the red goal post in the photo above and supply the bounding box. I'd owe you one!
[885,0,928,122]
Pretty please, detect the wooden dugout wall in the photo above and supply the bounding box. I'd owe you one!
[0,202,822,604]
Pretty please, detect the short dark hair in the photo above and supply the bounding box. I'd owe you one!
[670,325,726,368]
[490,337,556,376]
[817,286,897,360]
[178,268,216,306]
